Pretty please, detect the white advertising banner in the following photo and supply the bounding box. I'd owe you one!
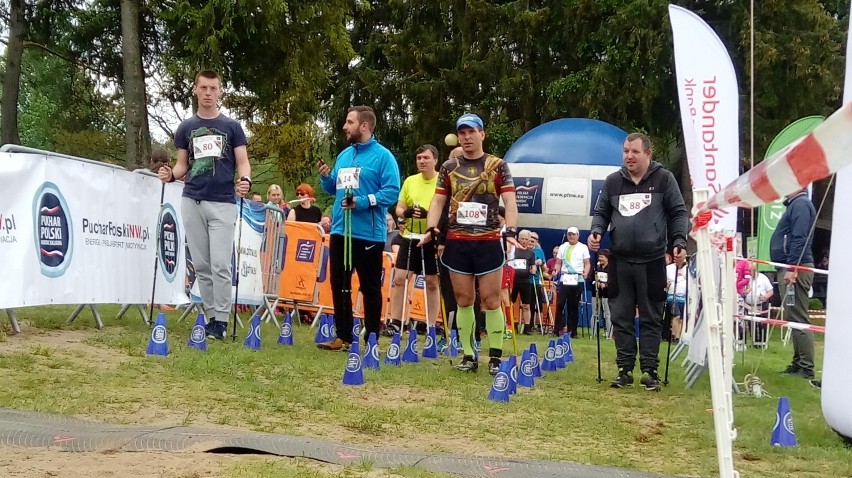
[669,4,739,231]
[822,1,852,442]
[544,176,590,217]
[0,153,188,308]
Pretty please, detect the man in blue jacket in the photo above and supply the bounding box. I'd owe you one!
[770,189,816,383]
[588,133,688,391]
[316,106,401,350]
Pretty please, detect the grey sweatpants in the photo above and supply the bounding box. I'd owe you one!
[182,197,237,323]
[608,256,667,373]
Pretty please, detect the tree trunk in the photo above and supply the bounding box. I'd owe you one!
[1,0,27,145]
[121,0,151,169]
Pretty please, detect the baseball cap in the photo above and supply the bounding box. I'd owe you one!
[456,113,484,130]
[567,226,580,235]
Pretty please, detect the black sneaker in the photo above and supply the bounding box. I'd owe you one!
[204,319,215,336]
[488,358,502,376]
[610,370,634,388]
[383,321,401,337]
[810,379,822,388]
[791,368,815,380]
[640,371,662,391]
[780,364,801,374]
[456,355,479,372]
[207,320,227,340]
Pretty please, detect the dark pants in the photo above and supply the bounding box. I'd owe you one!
[555,283,582,336]
[608,256,667,373]
[329,234,384,343]
[778,266,815,374]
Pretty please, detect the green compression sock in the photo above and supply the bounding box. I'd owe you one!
[456,305,475,356]
[485,308,505,355]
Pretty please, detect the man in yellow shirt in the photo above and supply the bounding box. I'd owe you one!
[386,145,441,336]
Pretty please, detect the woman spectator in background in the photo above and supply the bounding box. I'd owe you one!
[287,183,323,223]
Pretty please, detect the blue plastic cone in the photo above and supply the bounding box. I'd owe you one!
[445,329,459,357]
[146,313,169,356]
[770,396,797,447]
[402,329,420,363]
[488,360,511,402]
[363,332,381,370]
[187,313,207,352]
[529,343,543,378]
[384,332,402,366]
[518,349,535,388]
[562,333,575,363]
[315,314,330,343]
[352,317,362,339]
[243,314,262,350]
[508,355,518,395]
[474,339,481,361]
[422,326,438,358]
[542,339,558,372]
[555,337,566,368]
[277,311,294,346]
[342,339,365,386]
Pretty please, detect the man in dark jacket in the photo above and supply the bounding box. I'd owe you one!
[588,133,688,391]
[770,189,816,383]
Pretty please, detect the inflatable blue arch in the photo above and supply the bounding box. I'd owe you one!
[504,118,628,254]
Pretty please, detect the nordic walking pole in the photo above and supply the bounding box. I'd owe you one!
[232,195,245,341]
[507,299,519,356]
[663,252,682,386]
[537,269,550,334]
[595,277,604,383]
[417,205,430,332]
[147,182,166,326]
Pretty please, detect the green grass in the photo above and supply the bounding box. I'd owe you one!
[224,458,454,477]
[1,305,850,478]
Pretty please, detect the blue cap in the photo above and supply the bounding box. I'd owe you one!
[456,113,484,130]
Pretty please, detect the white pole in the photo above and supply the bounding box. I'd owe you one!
[693,188,739,478]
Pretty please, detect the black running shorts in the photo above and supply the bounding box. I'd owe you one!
[440,238,505,276]
[395,236,439,275]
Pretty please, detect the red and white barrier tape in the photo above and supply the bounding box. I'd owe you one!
[735,314,825,334]
[740,258,828,275]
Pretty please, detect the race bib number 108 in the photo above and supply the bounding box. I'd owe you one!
[456,202,488,226]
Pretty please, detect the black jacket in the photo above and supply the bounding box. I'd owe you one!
[590,161,688,262]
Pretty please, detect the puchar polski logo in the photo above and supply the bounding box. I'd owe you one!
[33,182,73,277]
[158,204,180,282]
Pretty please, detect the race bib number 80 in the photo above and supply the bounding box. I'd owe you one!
[456,202,488,226]
[618,193,652,217]
[192,135,223,160]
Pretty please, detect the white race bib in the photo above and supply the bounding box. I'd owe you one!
[618,193,652,217]
[192,134,223,160]
[596,272,608,283]
[336,167,361,190]
[508,258,527,270]
[456,202,488,226]
[561,274,579,286]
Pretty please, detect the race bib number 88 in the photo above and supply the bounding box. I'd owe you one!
[618,193,652,217]
[456,202,488,226]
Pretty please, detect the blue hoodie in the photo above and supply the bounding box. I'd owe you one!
[320,136,401,242]
[770,191,815,265]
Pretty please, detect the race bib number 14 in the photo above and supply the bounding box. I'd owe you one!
[337,167,361,190]
[618,193,652,217]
